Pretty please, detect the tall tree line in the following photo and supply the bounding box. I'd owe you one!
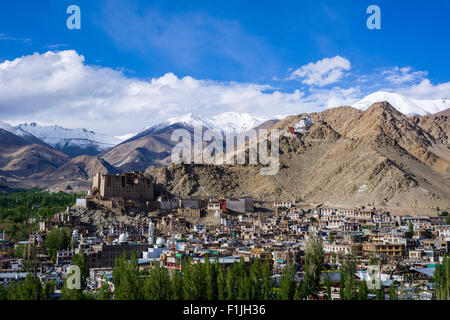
[434,256,450,300]
[109,252,273,300]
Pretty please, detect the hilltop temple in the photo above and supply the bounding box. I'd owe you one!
[286,115,312,136]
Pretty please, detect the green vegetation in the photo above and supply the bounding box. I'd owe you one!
[339,254,358,300]
[433,256,450,300]
[0,188,84,241]
[71,251,89,289]
[96,278,113,300]
[303,236,324,295]
[279,263,296,300]
[45,227,72,262]
[329,232,336,244]
[110,251,273,300]
[0,249,446,300]
[408,221,414,234]
[0,274,55,300]
[438,211,450,224]
[14,243,36,259]
[389,282,398,300]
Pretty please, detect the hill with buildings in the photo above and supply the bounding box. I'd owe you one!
[0,103,448,209]
[148,102,450,209]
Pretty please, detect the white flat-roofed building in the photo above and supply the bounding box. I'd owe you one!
[157,196,179,210]
[436,225,450,239]
[207,202,221,211]
[323,243,353,255]
[179,198,200,209]
[273,202,292,209]
[193,225,206,234]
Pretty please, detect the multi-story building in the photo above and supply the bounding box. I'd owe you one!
[84,234,148,268]
[226,198,254,213]
[92,172,154,202]
[362,243,405,258]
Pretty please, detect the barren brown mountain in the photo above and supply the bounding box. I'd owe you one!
[48,155,119,181]
[0,129,68,181]
[1,102,449,210]
[101,124,184,171]
[410,108,449,145]
[149,102,450,209]
[101,119,281,171]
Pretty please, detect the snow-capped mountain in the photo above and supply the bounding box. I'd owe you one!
[353,91,449,116]
[0,120,21,135]
[0,120,43,142]
[15,123,122,157]
[141,112,271,136]
[102,112,277,171]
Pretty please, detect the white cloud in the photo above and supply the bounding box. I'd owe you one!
[1,51,448,137]
[0,50,319,135]
[0,33,32,44]
[288,56,351,87]
[382,66,428,85]
[397,79,450,100]
[307,86,361,109]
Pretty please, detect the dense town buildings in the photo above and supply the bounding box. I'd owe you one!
[1,171,449,300]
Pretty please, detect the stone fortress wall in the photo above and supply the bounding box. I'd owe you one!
[92,171,154,202]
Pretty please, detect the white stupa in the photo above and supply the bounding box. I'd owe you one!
[148,221,154,245]
[156,237,165,247]
[118,232,128,243]
[72,229,79,242]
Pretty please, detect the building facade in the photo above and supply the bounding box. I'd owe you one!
[92,172,154,202]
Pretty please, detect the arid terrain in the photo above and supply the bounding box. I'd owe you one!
[1,102,449,211]
[149,102,449,209]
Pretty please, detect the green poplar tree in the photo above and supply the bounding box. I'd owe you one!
[303,235,324,294]
[112,251,142,300]
[261,261,272,300]
[171,269,184,300]
[389,282,398,300]
[359,280,368,300]
[205,256,217,300]
[216,263,226,300]
[97,278,112,300]
[279,263,296,300]
[249,258,262,300]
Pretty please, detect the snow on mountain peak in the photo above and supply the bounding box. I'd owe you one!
[353,91,448,116]
[0,120,36,139]
[15,122,121,151]
[0,120,15,132]
[143,112,271,136]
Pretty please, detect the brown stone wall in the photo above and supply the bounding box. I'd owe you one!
[96,172,154,201]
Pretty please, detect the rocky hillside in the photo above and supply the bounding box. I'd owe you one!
[410,108,449,145]
[0,129,68,181]
[0,129,119,189]
[102,118,280,172]
[148,102,450,209]
[48,155,119,181]
[101,123,183,171]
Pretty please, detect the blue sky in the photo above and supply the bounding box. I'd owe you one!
[0,0,449,135]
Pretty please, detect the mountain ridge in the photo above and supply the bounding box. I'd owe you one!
[148,102,449,209]
[14,122,122,157]
[353,91,448,116]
